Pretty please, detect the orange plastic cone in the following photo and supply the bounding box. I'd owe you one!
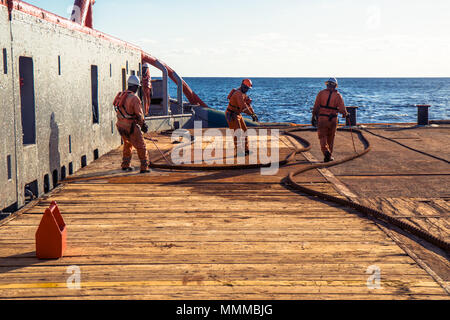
[35,201,67,259]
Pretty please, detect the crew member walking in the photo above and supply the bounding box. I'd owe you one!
[141,63,153,115]
[312,78,349,162]
[226,79,259,155]
[113,75,150,173]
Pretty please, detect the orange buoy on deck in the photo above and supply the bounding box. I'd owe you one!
[35,201,67,260]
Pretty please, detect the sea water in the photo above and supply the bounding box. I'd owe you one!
[171,78,450,124]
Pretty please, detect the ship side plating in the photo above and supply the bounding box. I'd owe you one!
[0,2,142,211]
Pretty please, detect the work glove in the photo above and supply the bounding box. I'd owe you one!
[311,115,318,127]
[141,123,149,134]
[251,114,259,123]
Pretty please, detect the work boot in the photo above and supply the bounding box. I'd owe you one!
[140,160,151,174]
[324,151,334,163]
[121,158,132,170]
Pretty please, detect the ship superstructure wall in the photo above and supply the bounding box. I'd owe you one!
[0,4,142,211]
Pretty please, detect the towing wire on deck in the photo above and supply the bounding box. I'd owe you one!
[362,128,450,164]
[283,127,449,252]
[63,126,450,252]
[349,125,358,154]
[145,127,450,252]
[145,135,174,165]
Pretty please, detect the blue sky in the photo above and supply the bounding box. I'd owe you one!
[26,0,450,77]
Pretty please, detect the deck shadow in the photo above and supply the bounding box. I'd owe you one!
[162,167,263,186]
[65,169,141,183]
[0,251,44,274]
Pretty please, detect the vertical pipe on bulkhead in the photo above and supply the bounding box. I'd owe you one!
[152,60,169,116]
[172,70,184,114]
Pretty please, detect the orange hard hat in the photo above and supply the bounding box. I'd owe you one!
[242,79,253,89]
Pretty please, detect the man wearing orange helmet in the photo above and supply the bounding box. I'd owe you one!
[312,78,349,163]
[226,79,259,155]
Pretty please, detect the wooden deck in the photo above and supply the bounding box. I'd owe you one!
[0,127,448,300]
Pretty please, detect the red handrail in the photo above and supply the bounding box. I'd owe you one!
[142,52,208,107]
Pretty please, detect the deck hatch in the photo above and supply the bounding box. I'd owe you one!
[44,174,50,193]
[52,170,58,188]
[81,155,87,168]
[24,180,38,204]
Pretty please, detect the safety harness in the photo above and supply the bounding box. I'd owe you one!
[227,89,252,115]
[227,104,240,115]
[319,91,338,122]
[114,91,136,121]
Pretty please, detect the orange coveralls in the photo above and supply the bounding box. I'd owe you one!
[226,89,255,152]
[313,89,348,155]
[142,68,152,115]
[115,91,149,170]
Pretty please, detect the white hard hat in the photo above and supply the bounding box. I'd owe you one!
[325,77,338,86]
[128,75,141,87]
[143,63,151,68]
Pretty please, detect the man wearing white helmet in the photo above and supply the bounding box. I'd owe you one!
[113,75,150,173]
[312,78,349,162]
[141,63,153,115]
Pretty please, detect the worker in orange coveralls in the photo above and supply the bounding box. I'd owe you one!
[113,75,150,173]
[141,63,153,115]
[226,79,259,156]
[312,78,349,163]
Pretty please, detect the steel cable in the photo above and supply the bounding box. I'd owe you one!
[283,127,450,252]
[149,126,449,252]
[362,128,450,164]
[66,124,449,252]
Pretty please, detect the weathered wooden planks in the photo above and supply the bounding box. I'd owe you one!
[0,128,448,299]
